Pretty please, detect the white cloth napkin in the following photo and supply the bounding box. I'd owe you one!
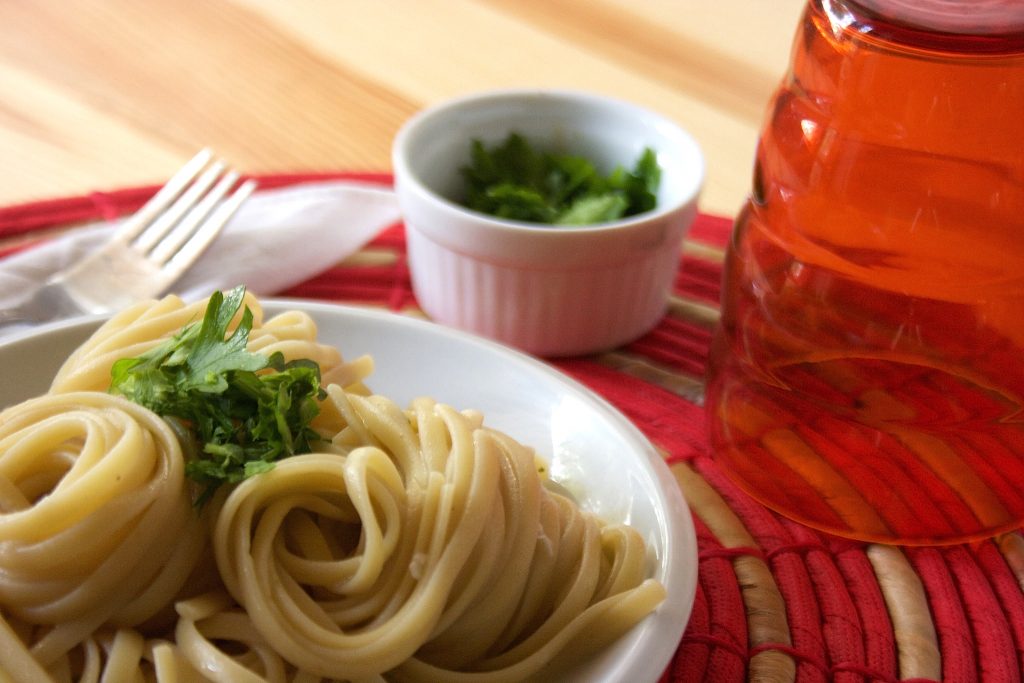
[0,179,402,331]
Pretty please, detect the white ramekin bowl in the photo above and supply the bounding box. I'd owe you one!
[392,88,705,357]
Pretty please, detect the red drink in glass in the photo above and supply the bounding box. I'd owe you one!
[706,0,1024,544]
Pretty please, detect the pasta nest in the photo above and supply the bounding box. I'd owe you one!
[0,392,203,655]
[196,388,664,681]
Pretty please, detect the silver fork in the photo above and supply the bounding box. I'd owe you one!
[0,149,256,329]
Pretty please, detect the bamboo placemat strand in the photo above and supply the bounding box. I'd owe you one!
[2,173,1023,683]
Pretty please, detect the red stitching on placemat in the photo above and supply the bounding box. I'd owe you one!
[972,542,1024,676]
[678,633,748,661]
[943,545,1018,683]
[832,545,899,677]
[765,541,830,561]
[750,642,828,672]
[87,191,127,221]
[691,454,842,683]
[676,255,725,304]
[832,662,940,683]
[687,517,750,681]
[748,643,942,683]
[699,546,766,561]
[688,212,734,245]
[627,316,711,378]
[790,526,876,683]
[909,547,977,683]
[667,582,710,682]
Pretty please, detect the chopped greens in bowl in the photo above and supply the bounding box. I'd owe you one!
[460,132,661,226]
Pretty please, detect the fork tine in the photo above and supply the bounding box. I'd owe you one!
[158,178,258,281]
[133,162,227,255]
[113,148,214,244]
[133,160,227,253]
[147,169,241,263]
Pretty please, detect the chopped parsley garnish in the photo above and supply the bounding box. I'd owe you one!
[460,132,660,226]
[109,286,325,503]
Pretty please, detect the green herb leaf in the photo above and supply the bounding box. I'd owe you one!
[460,132,660,226]
[109,286,325,504]
[555,194,630,226]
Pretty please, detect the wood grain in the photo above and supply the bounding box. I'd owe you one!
[0,0,806,216]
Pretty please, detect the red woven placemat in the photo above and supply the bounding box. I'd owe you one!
[3,173,1022,683]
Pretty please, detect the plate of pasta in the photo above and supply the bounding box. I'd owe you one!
[0,291,697,683]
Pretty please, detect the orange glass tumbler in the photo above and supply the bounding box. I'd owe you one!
[705,0,1024,545]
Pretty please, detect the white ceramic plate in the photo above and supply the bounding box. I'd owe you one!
[0,300,698,682]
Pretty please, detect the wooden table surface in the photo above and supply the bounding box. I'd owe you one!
[0,0,807,218]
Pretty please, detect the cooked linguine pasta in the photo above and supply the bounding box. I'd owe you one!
[0,293,666,682]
